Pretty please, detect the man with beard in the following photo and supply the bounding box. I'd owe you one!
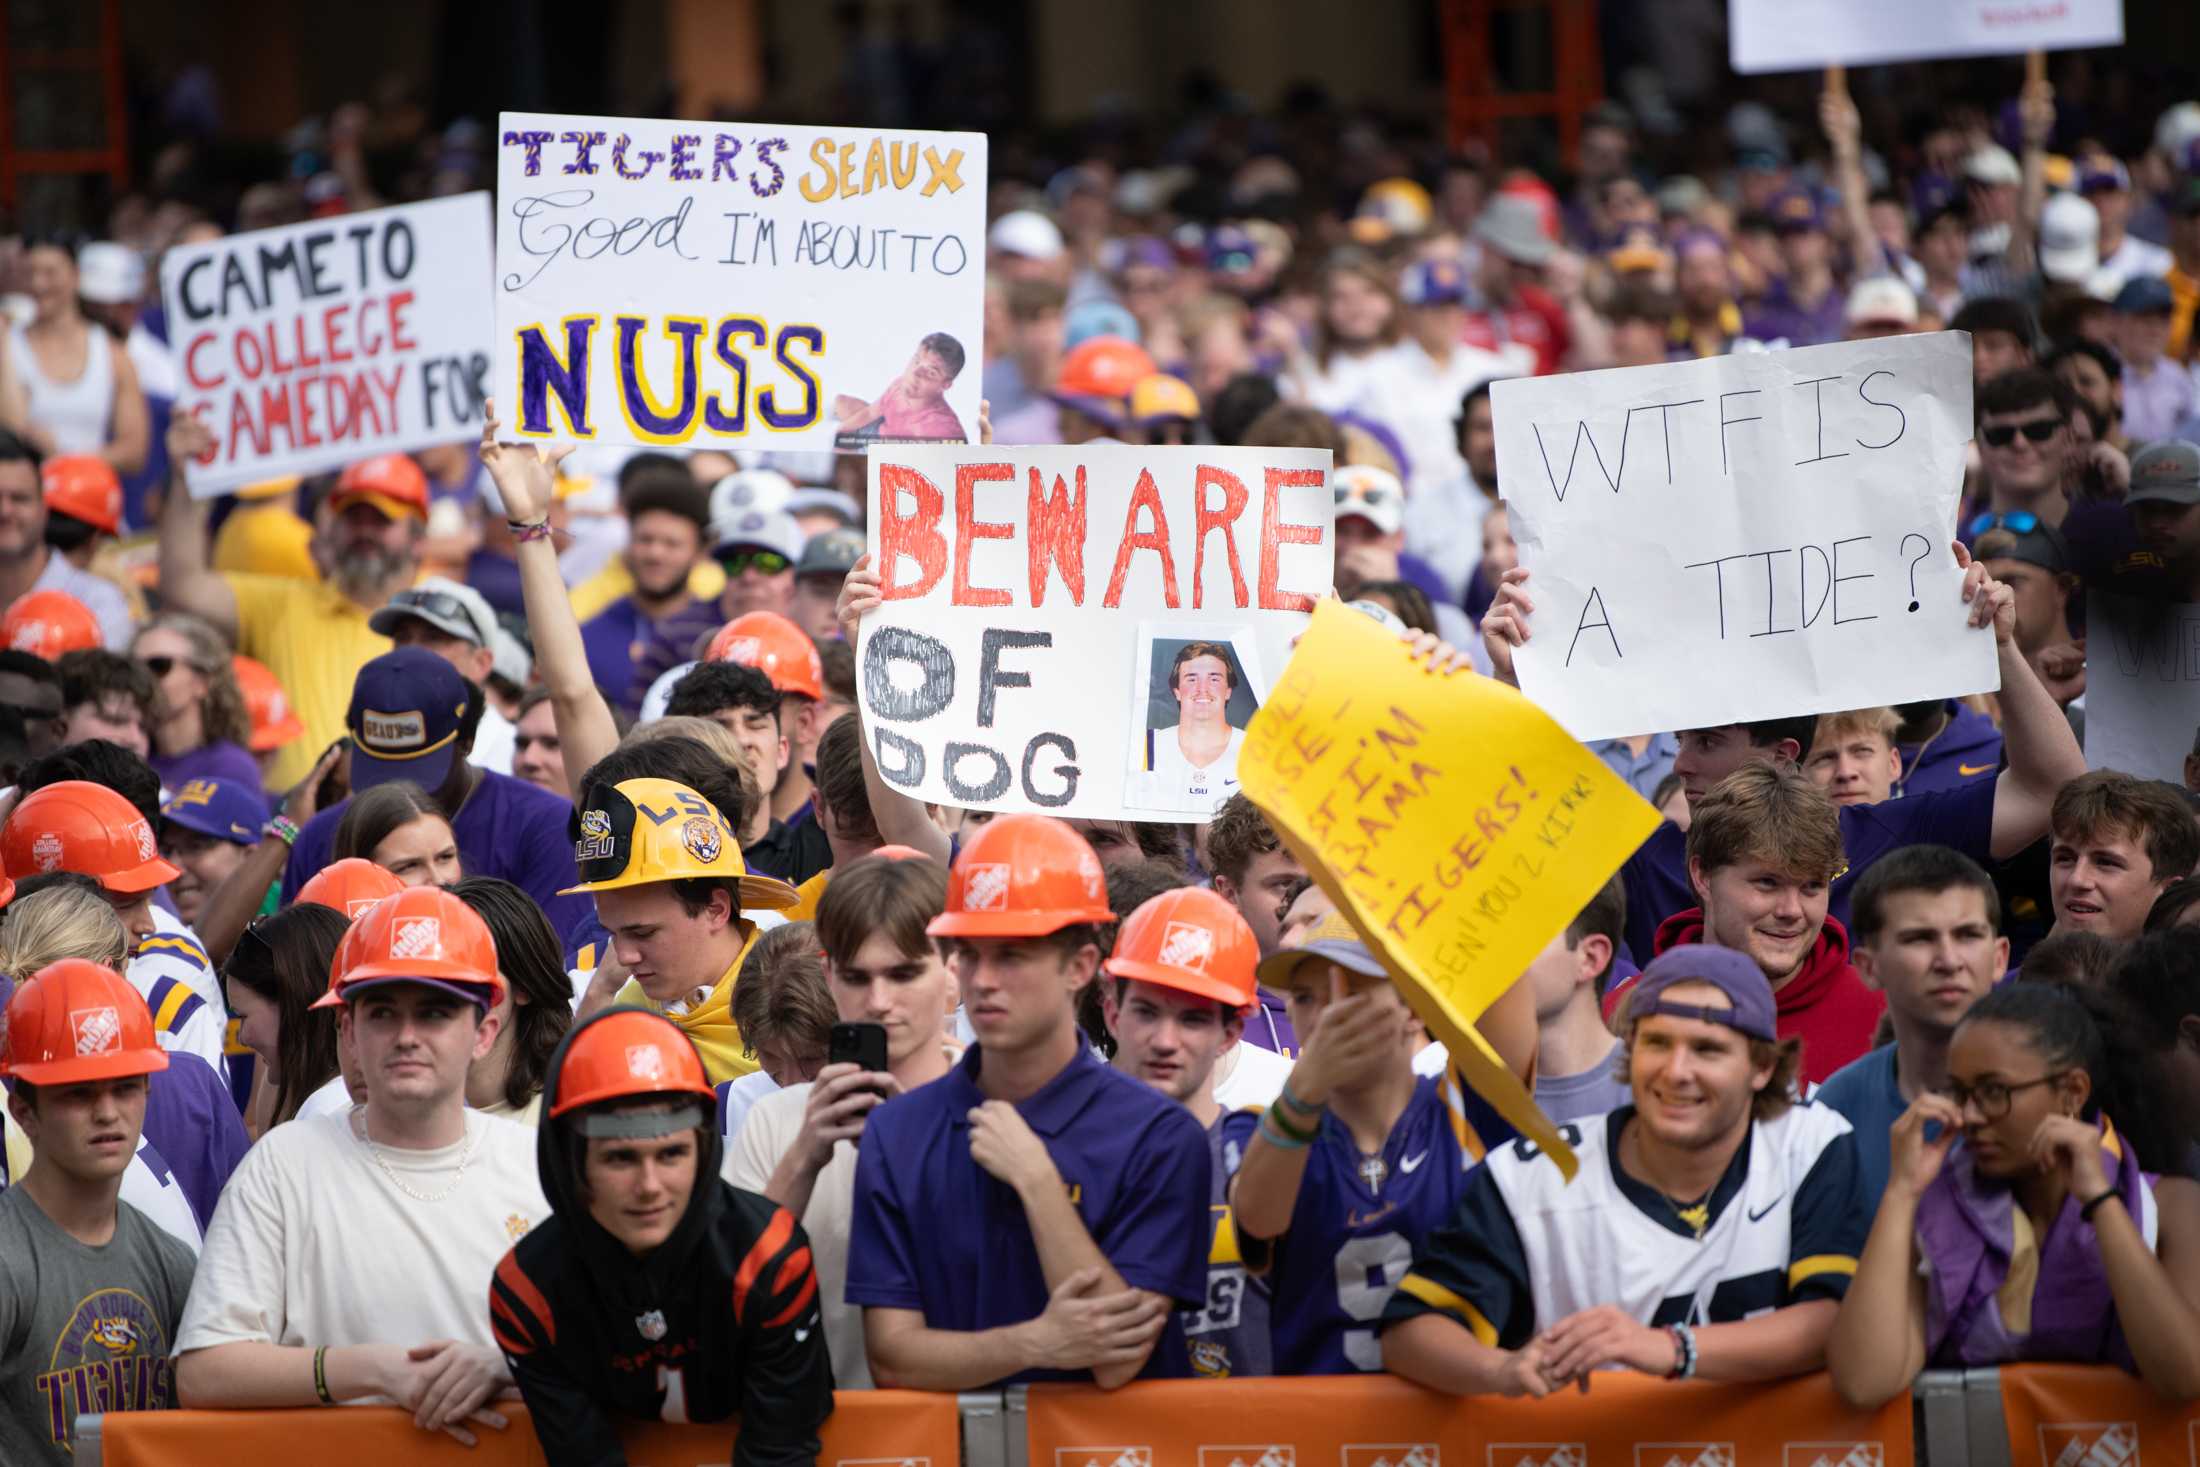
[578,466,715,720]
[0,431,132,649]
[157,414,427,789]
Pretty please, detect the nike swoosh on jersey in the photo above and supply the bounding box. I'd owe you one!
[1747,1197,1783,1222]
[1958,762,1995,776]
[1398,1150,1429,1173]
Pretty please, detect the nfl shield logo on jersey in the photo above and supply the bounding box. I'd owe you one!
[635,1309,667,1341]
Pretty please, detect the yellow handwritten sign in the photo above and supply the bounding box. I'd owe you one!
[1239,600,1662,1176]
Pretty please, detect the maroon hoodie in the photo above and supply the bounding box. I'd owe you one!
[1600,910,1887,1085]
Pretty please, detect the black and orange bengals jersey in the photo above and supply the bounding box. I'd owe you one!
[490,1182,833,1467]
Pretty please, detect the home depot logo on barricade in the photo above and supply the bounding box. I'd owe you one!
[1635,1445,1735,1467]
[1198,1446,1292,1467]
[1345,1446,1439,1467]
[2037,1423,2141,1467]
[1488,1445,1584,1467]
[1056,1449,1152,1467]
[1785,1445,1884,1467]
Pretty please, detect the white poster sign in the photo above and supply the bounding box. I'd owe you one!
[162,194,493,495]
[1731,0,2123,74]
[2085,592,2200,785]
[1492,333,1997,743]
[494,112,986,456]
[859,444,1333,821]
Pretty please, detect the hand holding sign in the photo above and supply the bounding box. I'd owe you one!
[477,398,572,524]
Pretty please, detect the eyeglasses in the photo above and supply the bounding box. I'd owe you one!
[1965,510,2040,539]
[1979,418,2062,449]
[722,550,791,576]
[1942,1071,2065,1121]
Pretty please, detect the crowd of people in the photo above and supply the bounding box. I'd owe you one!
[0,40,2199,1467]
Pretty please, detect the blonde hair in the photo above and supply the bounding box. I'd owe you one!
[1809,707,1899,751]
[623,715,759,812]
[0,884,130,979]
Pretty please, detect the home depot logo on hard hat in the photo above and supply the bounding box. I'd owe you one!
[31,833,63,872]
[131,821,157,863]
[390,918,443,961]
[627,1044,666,1081]
[1158,921,1216,972]
[725,636,761,664]
[9,621,50,653]
[71,1006,122,1056]
[964,863,1012,911]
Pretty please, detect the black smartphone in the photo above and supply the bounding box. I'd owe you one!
[828,1021,889,1072]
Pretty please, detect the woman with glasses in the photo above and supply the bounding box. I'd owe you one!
[131,612,261,796]
[1827,981,2200,1407]
[449,876,574,1126]
[332,781,463,888]
[222,904,347,1132]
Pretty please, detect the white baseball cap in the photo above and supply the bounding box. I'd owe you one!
[2036,192,2101,285]
[1964,145,2022,188]
[1844,275,1919,329]
[987,209,1065,262]
[1333,464,1406,537]
[75,243,146,306]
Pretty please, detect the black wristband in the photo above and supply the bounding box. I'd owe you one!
[2080,1187,2121,1222]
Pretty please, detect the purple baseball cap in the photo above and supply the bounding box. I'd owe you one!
[1624,943,1778,1043]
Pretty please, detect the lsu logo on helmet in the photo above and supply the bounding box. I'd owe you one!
[680,816,723,865]
[576,807,615,862]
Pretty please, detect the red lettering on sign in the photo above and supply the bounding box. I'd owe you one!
[387,289,418,352]
[1259,467,1324,611]
[184,333,224,391]
[876,465,947,600]
[1103,467,1180,609]
[1026,466,1087,608]
[1192,464,1250,609]
[952,461,1014,608]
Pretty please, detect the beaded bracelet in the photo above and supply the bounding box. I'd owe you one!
[509,518,553,543]
[263,815,300,848]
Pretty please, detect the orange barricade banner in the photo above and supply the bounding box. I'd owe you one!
[1028,1371,1909,1467]
[97,1391,959,1467]
[1996,1362,2199,1467]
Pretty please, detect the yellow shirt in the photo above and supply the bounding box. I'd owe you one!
[2172,264,2198,364]
[224,573,392,789]
[783,869,831,924]
[611,924,761,1085]
[213,505,318,581]
[567,553,725,624]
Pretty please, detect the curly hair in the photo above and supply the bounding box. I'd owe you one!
[133,613,251,749]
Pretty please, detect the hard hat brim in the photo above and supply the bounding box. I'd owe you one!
[927,905,1115,939]
[2,1046,168,1085]
[310,970,506,1011]
[559,869,800,910]
[1101,954,1257,1011]
[99,854,184,895]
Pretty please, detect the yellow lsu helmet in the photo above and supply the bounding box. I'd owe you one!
[558,776,798,911]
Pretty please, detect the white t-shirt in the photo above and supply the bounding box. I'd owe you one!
[716,1070,779,1145]
[1134,724,1246,816]
[723,1085,868,1388]
[295,1074,354,1121]
[177,1109,546,1376]
[468,702,516,776]
[1210,1040,1291,1114]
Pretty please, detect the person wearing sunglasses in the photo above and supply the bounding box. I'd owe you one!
[131,613,260,799]
[710,506,805,620]
[1827,980,2200,1408]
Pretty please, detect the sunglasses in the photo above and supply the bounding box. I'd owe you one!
[722,550,791,576]
[140,655,201,679]
[1965,510,2040,539]
[397,590,487,637]
[1979,418,2061,448]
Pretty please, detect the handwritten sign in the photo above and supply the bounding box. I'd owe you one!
[494,112,986,455]
[1731,0,2122,73]
[162,195,493,495]
[859,444,1331,821]
[2084,592,2200,784]
[1240,599,1662,1172]
[1492,332,1996,743]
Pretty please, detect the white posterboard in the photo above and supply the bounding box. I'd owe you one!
[494,112,986,456]
[2085,592,2200,784]
[1492,332,1997,743]
[859,444,1332,821]
[1731,0,2123,73]
[161,194,493,495]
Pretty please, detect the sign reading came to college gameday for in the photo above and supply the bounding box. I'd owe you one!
[1492,331,1996,744]
[162,194,494,495]
[1730,0,2122,73]
[1238,598,1660,1173]
[493,112,987,456]
[859,444,1331,823]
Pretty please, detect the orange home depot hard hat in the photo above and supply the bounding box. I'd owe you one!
[547,1008,715,1120]
[310,885,505,1011]
[706,612,824,702]
[1104,887,1259,1009]
[928,814,1112,940]
[2,589,102,660]
[331,453,429,520]
[232,655,305,752]
[1052,335,1158,402]
[40,455,123,535]
[296,857,408,920]
[1,959,168,1084]
[1,781,179,894]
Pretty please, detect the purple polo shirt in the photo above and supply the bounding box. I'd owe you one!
[845,1042,1210,1387]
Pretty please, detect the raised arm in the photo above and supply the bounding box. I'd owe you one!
[155,411,239,637]
[834,552,951,863]
[1231,971,1394,1243]
[1959,541,2086,858]
[1820,81,1888,279]
[194,742,344,963]
[478,402,619,781]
